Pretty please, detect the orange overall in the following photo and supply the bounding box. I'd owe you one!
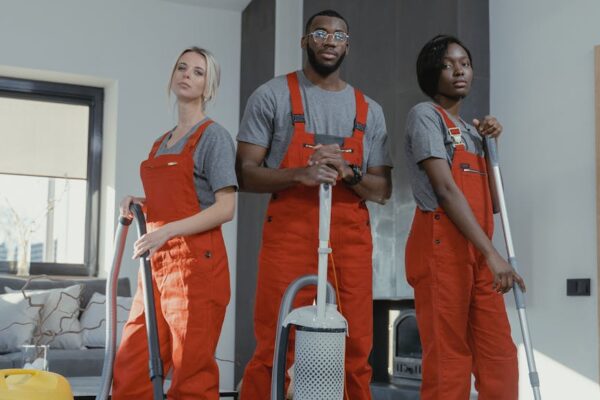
[113,120,231,400]
[241,72,374,399]
[405,105,518,400]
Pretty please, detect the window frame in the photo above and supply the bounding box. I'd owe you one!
[0,76,103,276]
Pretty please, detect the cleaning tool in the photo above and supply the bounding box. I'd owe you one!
[0,369,73,400]
[271,183,348,400]
[485,137,542,400]
[96,203,164,400]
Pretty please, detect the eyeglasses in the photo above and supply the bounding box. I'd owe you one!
[307,29,350,44]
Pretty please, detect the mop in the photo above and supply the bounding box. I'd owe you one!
[485,137,542,400]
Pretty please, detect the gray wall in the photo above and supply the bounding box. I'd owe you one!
[235,0,275,383]
[303,0,490,299]
[235,0,489,384]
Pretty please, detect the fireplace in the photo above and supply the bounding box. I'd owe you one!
[371,300,422,383]
[390,307,422,381]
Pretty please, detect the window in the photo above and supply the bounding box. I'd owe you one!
[0,77,103,276]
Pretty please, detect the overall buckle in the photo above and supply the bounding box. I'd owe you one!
[448,127,463,147]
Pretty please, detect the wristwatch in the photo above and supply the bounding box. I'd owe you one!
[343,164,363,186]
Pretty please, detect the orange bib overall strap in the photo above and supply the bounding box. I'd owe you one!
[241,72,374,400]
[113,120,230,400]
[404,104,518,400]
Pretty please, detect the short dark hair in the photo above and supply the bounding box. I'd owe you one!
[304,9,349,34]
[416,35,473,99]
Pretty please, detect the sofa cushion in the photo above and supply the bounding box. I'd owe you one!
[5,285,84,350]
[0,291,42,353]
[0,354,13,369]
[0,276,131,309]
[80,292,133,348]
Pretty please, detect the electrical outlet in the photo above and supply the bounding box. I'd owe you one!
[566,279,591,296]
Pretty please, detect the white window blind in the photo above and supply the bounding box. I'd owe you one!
[0,97,89,179]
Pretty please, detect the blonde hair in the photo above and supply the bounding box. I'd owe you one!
[168,47,221,108]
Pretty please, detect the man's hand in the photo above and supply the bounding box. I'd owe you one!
[473,116,503,138]
[294,163,338,186]
[308,144,352,180]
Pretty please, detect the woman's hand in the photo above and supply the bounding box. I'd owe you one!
[473,116,503,138]
[119,196,145,219]
[132,226,172,259]
[486,251,526,294]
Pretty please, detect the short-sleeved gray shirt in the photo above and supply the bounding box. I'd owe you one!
[237,70,391,172]
[404,102,484,211]
[154,118,238,210]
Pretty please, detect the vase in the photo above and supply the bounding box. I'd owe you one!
[16,238,30,276]
[21,344,49,371]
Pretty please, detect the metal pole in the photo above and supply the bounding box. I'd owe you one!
[316,183,332,321]
[486,137,542,400]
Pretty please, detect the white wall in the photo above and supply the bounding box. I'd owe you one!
[490,1,600,398]
[0,0,243,389]
[275,0,303,76]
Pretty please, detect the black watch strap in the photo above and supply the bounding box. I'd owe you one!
[344,164,363,186]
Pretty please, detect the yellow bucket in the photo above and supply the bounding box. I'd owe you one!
[0,369,73,400]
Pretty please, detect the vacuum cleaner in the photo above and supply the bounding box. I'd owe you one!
[271,183,348,400]
[485,137,542,400]
[96,203,164,400]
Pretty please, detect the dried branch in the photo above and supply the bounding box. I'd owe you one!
[0,180,70,274]
[0,320,37,333]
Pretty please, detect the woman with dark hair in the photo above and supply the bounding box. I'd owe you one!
[112,47,237,400]
[404,35,524,400]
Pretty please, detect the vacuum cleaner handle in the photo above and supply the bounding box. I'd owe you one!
[319,183,332,242]
[96,204,164,400]
[316,184,332,321]
[130,204,165,400]
[484,136,542,400]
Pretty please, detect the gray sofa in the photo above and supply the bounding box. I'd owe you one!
[0,275,130,377]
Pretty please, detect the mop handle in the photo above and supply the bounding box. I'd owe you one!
[316,183,332,321]
[484,138,523,305]
[485,137,542,399]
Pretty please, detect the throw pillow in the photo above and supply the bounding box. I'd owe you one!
[5,284,84,349]
[0,291,46,353]
[80,292,133,348]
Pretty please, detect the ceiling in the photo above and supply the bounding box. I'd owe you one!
[161,0,252,12]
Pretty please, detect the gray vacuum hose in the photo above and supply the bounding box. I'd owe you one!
[96,203,165,400]
[95,215,132,400]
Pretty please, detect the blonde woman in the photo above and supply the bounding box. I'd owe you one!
[113,47,236,400]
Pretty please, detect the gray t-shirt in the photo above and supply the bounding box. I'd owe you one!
[237,70,391,172]
[405,102,484,211]
[155,118,238,210]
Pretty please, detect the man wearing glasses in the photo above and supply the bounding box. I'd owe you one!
[237,9,392,399]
